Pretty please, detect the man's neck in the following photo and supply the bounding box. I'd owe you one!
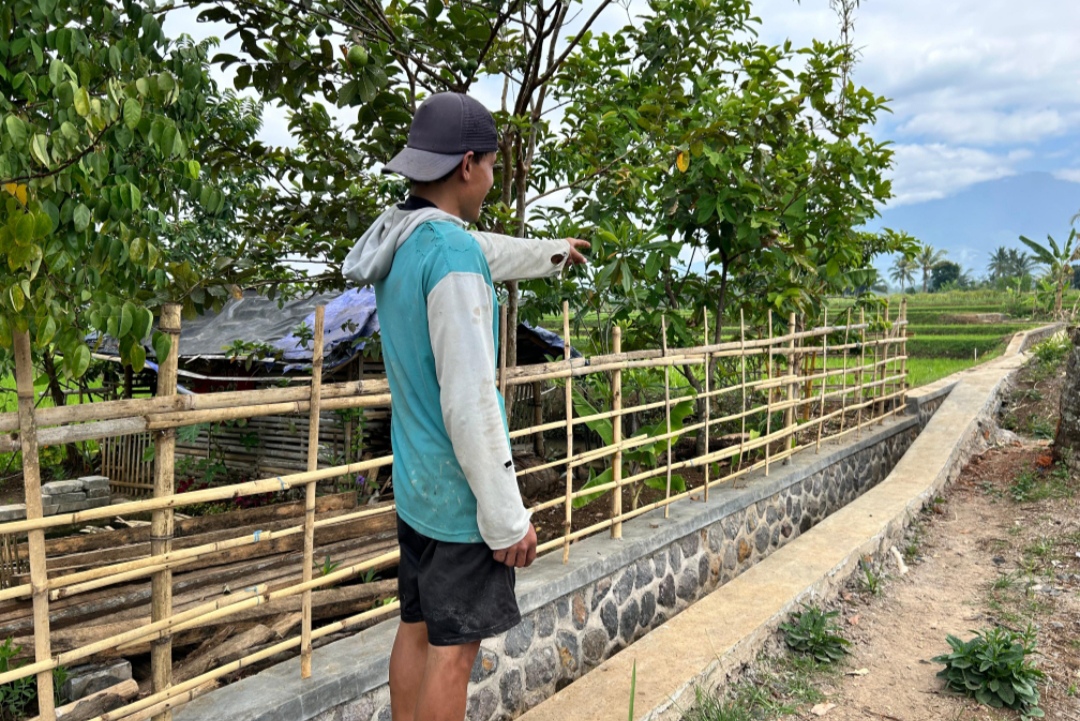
[410,188,466,221]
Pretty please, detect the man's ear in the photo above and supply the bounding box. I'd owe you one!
[459,151,475,181]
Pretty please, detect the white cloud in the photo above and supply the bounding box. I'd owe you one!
[899,110,1072,146]
[1053,169,1080,183]
[888,144,1018,206]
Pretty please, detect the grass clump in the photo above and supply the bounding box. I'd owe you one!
[932,625,1045,719]
[682,655,834,721]
[779,604,850,664]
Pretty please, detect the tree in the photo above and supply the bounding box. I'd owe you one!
[889,255,916,293]
[1019,230,1079,319]
[916,245,947,292]
[930,261,963,292]
[987,246,1010,281]
[192,0,622,373]
[0,2,241,367]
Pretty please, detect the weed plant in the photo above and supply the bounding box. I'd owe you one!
[779,604,850,664]
[0,637,67,719]
[932,625,1045,719]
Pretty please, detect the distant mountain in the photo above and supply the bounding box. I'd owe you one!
[867,172,1080,278]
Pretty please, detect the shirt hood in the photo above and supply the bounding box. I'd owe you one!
[342,205,467,286]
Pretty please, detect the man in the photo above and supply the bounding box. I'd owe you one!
[342,92,588,721]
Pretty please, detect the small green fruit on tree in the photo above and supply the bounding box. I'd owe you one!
[347,45,369,68]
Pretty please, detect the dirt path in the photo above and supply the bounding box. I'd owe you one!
[805,351,1080,721]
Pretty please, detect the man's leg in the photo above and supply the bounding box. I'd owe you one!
[389,621,429,721]
[413,641,482,721]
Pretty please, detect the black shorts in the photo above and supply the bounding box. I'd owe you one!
[396,517,521,646]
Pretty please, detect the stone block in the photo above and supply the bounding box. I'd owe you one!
[503,617,533,658]
[79,475,110,489]
[499,669,523,715]
[86,487,111,499]
[524,647,556,691]
[42,479,84,495]
[0,504,26,522]
[466,687,498,721]
[57,501,89,514]
[41,505,58,517]
[63,659,132,701]
[536,605,555,638]
[50,491,87,504]
[86,496,111,509]
[470,648,499,683]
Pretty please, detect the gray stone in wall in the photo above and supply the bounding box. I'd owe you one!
[667,542,682,571]
[612,568,635,605]
[50,491,86,504]
[676,567,698,602]
[57,501,87,514]
[634,558,653,589]
[600,600,618,640]
[471,648,499,683]
[499,669,523,714]
[524,647,557,691]
[639,590,656,629]
[555,630,579,678]
[41,504,58,516]
[87,488,110,499]
[590,576,611,611]
[86,497,111,509]
[467,687,498,721]
[657,574,676,608]
[582,628,606,664]
[536,605,556,638]
[503,617,533,658]
[754,525,770,554]
[619,599,640,643]
[571,592,587,630]
[651,551,667,578]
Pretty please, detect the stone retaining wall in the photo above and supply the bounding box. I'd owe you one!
[180,393,944,721]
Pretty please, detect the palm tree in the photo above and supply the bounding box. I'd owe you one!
[1007,249,1038,279]
[987,246,1011,280]
[1019,230,1080,318]
[888,256,916,293]
[916,245,947,292]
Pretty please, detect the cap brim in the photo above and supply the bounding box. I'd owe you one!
[381,147,465,182]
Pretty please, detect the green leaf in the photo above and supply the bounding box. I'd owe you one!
[132,306,153,340]
[119,302,134,338]
[129,343,146,372]
[70,343,91,378]
[36,315,57,346]
[74,86,90,116]
[4,115,28,149]
[15,211,35,245]
[73,203,91,232]
[33,210,53,239]
[123,98,142,129]
[152,330,171,363]
[30,134,50,166]
[572,467,613,509]
[157,71,175,93]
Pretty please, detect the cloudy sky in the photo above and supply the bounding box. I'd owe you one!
[167,0,1080,213]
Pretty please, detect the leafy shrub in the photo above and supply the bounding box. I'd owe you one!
[0,636,68,718]
[1030,334,1070,367]
[932,626,1045,718]
[779,604,850,664]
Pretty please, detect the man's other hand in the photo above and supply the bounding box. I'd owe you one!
[493,523,538,568]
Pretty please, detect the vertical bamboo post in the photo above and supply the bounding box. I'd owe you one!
[610,326,623,539]
[702,308,711,502]
[561,301,573,564]
[785,312,797,460]
[532,382,545,456]
[13,331,55,720]
[765,310,774,475]
[151,303,181,721]
[300,305,325,679]
[878,300,889,422]
[816,308,828,452]
[737,309,747,484]
[875,304,885,423]
[857,308,866,438]
[839,308,851,434]
[498,305,509,399]
[662,317,672,518]
[899,297,909,409]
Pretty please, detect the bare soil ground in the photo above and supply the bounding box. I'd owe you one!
[693,354,1080,720]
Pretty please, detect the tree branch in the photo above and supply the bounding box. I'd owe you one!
[0,119,118,185]
[530,0,614,89]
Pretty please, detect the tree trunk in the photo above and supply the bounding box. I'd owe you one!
[41,350,84,474]
[1053,326,1080,472]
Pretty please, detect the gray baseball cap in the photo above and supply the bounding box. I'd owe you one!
[382,93,499,182]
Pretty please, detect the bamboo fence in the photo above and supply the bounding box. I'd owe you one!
[0,299,908,720]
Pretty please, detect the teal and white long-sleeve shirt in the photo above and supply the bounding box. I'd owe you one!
[342,205,570,548]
